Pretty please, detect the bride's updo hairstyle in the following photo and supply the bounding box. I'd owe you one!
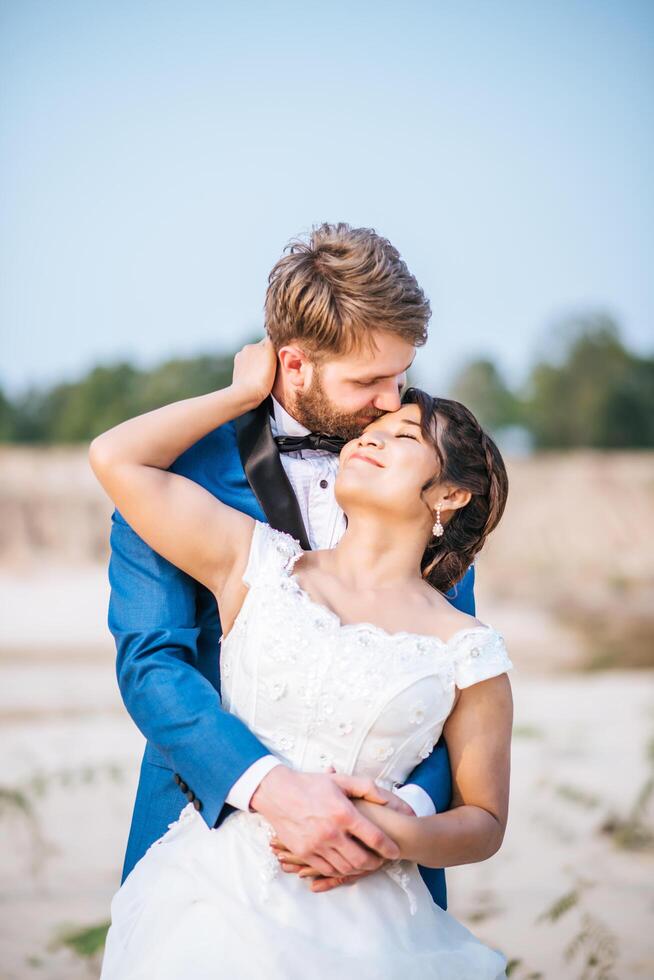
[402,388,509,594]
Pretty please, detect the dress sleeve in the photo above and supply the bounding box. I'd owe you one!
[452,628,514,689]
[242,521,303,588]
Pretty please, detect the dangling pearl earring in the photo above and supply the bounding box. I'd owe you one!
[432,503,444,538]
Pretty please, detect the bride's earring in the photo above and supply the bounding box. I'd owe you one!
[432,503,444,538]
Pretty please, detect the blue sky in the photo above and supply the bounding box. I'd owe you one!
[1,0,652,396]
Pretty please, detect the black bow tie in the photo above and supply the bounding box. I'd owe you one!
[274,433,347,455]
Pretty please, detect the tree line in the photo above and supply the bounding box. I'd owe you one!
[451,313,653,449]
[1,313,652,448]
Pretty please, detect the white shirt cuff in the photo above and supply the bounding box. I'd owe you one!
[394,783,436,818]
[225,755,284,811]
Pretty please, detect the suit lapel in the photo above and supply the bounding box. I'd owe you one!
[235,397,312,551]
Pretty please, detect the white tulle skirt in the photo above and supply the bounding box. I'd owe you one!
[100,805,507,980]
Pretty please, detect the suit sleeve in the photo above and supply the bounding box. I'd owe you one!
[399,563,476,813]
[108,509,273,829]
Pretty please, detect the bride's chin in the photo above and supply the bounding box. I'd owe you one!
[337,463,381,483]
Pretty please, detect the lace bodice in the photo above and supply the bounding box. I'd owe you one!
[221,522,513,789]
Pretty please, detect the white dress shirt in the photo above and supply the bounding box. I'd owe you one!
[224,395,436,819]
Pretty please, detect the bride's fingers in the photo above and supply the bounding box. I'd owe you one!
[268,842,294,857]
[269,840,349,878]
[361,789,390,804]
[280,861,310,874]
[269,836,367,877]
[274,835,386,875]
[310,877,337,892]
[270,846,326,874]
[311,869,371,893]
[273,851,305,866]
[310,875,348,893]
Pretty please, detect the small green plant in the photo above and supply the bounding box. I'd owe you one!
[565,912,618,980]
[465,889,504,923]
[0,786,34,818]
[535,878,619,979]
[52,921,110,962]
[0,763,129,878]
[599,733,654,851]
[512,724,544,739]
[554,784,600,809]
[504,957,543,978]
[0,785,49,874]
[536,886,580,924]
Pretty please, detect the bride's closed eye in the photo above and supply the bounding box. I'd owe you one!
[397,432,418,440]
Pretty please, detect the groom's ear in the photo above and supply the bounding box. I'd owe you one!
[277,344,315,391]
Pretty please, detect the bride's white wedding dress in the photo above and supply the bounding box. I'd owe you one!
[101,522,514,979]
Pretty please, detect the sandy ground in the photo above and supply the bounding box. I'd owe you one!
[1,567,653,979]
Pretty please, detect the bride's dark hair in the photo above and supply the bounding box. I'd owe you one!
[402,388,509,594]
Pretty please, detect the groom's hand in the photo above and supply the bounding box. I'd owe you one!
[267,782,415,890]
[250,767,401,879]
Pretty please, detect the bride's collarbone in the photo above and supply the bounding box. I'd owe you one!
[290,566,482,643]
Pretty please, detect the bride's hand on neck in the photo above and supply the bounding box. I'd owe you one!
[87,340,279,597]
[232,337,278,408]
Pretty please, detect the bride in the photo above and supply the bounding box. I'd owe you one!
[90,338,514,979]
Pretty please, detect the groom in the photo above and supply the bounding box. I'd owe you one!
[108,222,475,909]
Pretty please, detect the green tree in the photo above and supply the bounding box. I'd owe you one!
[139,354,234,412]
[523,313,654,448]
[0,351,238,444]
[0,386,16,441]
[449,358,520,433]
[46,363,143,442]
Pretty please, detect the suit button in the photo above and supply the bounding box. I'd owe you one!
[186,790,195,803]
[173,773,181,786]
[193,798,202,812]
[179,780,188,794]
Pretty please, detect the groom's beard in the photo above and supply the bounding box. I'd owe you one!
[291,367,384,441]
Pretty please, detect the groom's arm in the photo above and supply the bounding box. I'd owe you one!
[109,508,275,830]
[110,512,400,876]
[395,563,476,817]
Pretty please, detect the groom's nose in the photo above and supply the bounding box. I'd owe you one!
[371,378,403,413]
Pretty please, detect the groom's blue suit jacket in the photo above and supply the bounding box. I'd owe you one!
[109,399,475,911]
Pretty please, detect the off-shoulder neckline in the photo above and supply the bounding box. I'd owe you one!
[272,528,499,651]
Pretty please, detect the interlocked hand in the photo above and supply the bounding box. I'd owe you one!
[269,769,414,893]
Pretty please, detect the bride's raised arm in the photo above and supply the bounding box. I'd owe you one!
[89,339,276,598]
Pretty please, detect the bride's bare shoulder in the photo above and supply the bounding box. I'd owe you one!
[424,589,488,643]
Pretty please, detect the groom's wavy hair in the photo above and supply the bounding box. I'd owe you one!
[402,388,509,594]
[264,222,431,359]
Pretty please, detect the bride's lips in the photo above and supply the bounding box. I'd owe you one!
[348,452,384,468]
